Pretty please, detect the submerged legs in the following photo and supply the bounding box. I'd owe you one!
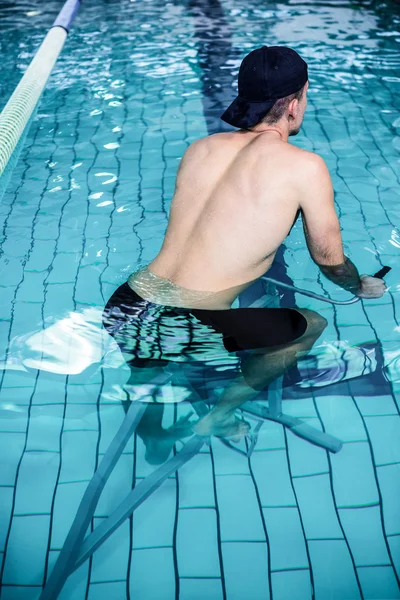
[118,309,328,443]
[193,309,327,438]
[122,365,194,465]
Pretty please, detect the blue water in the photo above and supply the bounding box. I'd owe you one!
[0,0,400,598]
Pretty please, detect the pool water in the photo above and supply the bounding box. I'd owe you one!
[0,0,400,598]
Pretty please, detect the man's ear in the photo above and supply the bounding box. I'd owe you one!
[288,98,299,120]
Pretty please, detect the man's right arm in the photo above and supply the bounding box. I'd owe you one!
[299,155,362,294]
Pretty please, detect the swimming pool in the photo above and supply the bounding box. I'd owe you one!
[0,0,400,598]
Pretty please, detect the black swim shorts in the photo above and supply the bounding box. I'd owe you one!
[102,282,307,370]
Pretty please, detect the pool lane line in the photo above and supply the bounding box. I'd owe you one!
[0,0,82,180]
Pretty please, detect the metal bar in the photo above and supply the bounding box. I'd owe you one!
[72,435,205,571]
[242,401,343,453]
[262,276,360,306]
[39,401,146,600]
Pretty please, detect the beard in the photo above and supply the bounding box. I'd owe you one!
[289,124,301,137]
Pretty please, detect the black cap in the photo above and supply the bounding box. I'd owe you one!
[221,46,308,129]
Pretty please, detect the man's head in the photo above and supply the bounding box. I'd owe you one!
[221,46,308,135]
[253,79,309,136]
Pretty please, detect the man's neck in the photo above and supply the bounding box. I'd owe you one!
[242,124,289,142]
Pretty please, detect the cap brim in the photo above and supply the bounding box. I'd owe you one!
[220,96,275,129]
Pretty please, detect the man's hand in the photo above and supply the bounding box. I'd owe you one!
[356,275,387,299]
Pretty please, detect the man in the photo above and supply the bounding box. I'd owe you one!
[103,46,385,442]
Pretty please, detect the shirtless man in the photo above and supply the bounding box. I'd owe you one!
[103,46,385,442]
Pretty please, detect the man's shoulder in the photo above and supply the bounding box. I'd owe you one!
[287,147,329,181]
[183,132,237,161]
[294,148,328,169]
[299,151,331,183]
[254,142,323,181]
[180,136,210,165]
[190,132,237,148]
[274,143,320,163]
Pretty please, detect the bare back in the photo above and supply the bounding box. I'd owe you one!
[150,131,308,285]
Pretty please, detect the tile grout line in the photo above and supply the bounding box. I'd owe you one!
[345,379,400,590]
[282,428,316,600]
[245,436,274,600]
[0,89,69,593]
